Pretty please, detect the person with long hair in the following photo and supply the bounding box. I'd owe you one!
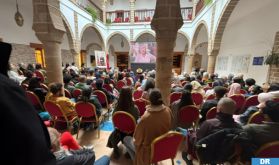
[171,90,195,128]
[107,86,139,159]
[141,77,155,100]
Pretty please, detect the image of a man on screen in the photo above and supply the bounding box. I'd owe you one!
[132,43,156,63]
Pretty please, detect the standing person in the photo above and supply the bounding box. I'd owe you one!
[123,89,172,164]
[107,86,140,159]
[0,42,56,164]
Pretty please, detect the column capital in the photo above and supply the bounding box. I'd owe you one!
[151,0,183,33]
[33,0,65,43]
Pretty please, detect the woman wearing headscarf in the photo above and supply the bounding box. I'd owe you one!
[191,80,205,97]
[227,83,241,97]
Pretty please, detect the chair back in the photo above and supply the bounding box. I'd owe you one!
[192,92,203,106]
[247,112,265,124]
[35,70,45,83]
[229,94,246,114]
[151,131,184,164]
[206,107,217,120]
[203,87,212,93]
[72,89,82,99]
[242,95,259,112]
[116,80,126,90]
[21,83,29,91]
[75,102,97,119]
[93,90,109,108]
[134,99,147,116]
[40,83,49,91]
[240,89,247,95]
[126,78,132,86]
[44,101,65,118]
[273,97,279,103]
[133,90,143,100]
[256,141,279,158]
[181,81,187,87]
[205,94,215,101]
[112,111,136,134]
[178,105,200,126]
[64,89,72,98]
[26,91,44,110]
[170,92,182,105]
[103,84,113,93]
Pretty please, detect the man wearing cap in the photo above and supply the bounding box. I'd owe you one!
[197,98,241,141]
[243,100,279,148]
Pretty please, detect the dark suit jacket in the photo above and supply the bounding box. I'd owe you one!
[0,73,56,165]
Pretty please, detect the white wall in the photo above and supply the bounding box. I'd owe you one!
[106,0,130,11]
[215,0,279,85]
[107,34,130,52]
[174,33,189,52]
[81,27,104,50]
[0,0,40,44]
[196,43,208,70]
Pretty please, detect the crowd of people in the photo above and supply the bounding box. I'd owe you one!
[1,41,279,165]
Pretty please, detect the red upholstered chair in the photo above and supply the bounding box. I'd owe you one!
[181,81,187,87]
[72,89,82,99]
[203,87,212,93]
[150,131,184,165]
[35,70,45,83]
[21,83,29,91]
[44,101,78,131]
[125,17,129,22]
[133,90,143,100]
[273,97,279,103]
[125,78,132,86]
[178,105,200,129]
[116,80,126,90]
[112,111,136,134]
[206,107,217,120]
[26,91,44,111]
[229,94,246,114]
[75,102,102,139]
[241,95,259,113]
[205,94,215,101]
[40,83,49,91]
[255,141,279,157]
[134,99,147,116]
[91,83,97,89]
[240,89,247,95]
[191,92,203,106]
[93,90,110,110]
[64,89,72,99]
[135,16,139,22]
[247,112,265,124]
[103,84,113,93]
[170,92,182,105]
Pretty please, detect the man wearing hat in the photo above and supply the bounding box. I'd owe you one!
[197,98,241,141]
[243,100,279,148]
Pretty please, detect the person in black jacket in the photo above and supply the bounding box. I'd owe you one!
[0,41,56,164]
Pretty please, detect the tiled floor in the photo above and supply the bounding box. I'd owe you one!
[76,129,188,165]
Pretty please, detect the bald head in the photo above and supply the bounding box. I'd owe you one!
[217,98,236,115]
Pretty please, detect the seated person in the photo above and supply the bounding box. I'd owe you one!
[48,127,110,165]
[21,70,35,85]
[94,79,114,105]
[243,100,279,149]
[200,86,228,124]
[106,86,140,159]
[75,75,89,90]
[123,89,172,164]
[197,98,241,141]
[46,83,77,118]
[28,77,47,105]
[239,93,273,125]
[77,87,102,117]
[63,74,75,94]
[171,90,194,129]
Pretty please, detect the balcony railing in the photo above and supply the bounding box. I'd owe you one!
[106,10,130,23]
[195,0,205,16]
[106,7,193,24]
